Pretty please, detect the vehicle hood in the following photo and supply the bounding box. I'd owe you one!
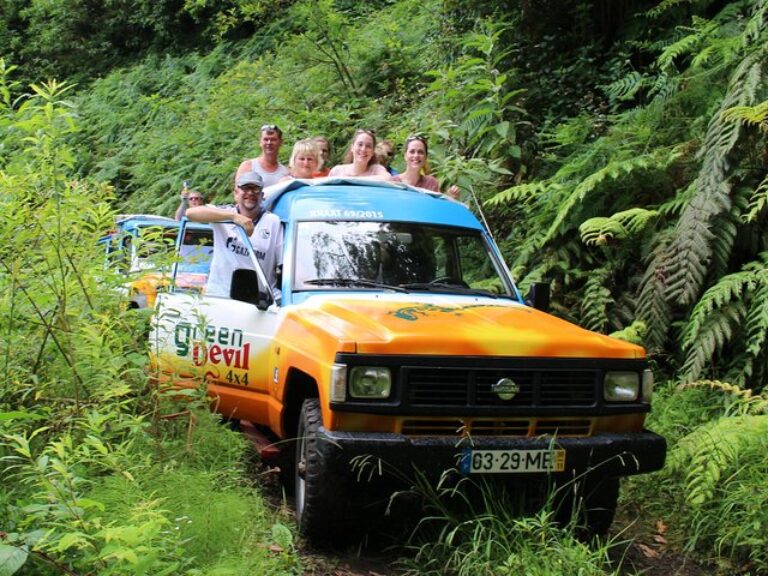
[283,294,644,358]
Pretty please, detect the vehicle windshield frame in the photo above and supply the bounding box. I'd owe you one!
[291,219,515,297]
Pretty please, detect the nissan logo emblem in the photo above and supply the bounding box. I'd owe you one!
[492,378,520,400]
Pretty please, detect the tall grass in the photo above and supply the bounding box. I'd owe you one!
[396,474,623,576]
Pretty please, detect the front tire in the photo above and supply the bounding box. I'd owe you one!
[294,399,347,541]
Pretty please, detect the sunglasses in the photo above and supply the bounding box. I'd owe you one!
[238,184,261,194]
[406,134,428,145]
[188,196,203,202]
[261,124,282,136]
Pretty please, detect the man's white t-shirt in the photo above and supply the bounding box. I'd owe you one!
[250,158,290,188]
[205,206,283,302]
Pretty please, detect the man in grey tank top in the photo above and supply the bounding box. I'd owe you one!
[235,124,290,188]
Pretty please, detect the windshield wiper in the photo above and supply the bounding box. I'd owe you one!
[399,282,499,298]
[304,278,408,292]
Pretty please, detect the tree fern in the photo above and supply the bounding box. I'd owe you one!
[721,99,768,130]
[637,235,675,351]
[745,174,768,223]
[741,280,768,383]
[681,256,768,383]
[542,153,657,246]
[662,48,764,307]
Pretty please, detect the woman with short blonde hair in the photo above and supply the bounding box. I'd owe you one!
[286,139,320,180]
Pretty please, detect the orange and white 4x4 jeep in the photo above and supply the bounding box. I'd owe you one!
[149,179,666,540]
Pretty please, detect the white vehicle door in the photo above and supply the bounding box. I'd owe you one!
[151,222,279,397]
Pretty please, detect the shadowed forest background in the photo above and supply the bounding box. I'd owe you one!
[1,1,767,574]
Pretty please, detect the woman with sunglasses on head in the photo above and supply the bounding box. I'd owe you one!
[328,129,390,179]
[174,183,207,220]
[392,135,460,199]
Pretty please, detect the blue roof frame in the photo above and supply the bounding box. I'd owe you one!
[264,178,484,230]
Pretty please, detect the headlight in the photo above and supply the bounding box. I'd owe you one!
[604,371,639,402]
[349,367,391,399]
[330,364,347,402]
[641,369,654,403]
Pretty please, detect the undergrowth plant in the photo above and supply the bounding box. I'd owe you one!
[623,379,768,574]
[0,68,299,576]
[398,473,623,576]
[485,0,768,391]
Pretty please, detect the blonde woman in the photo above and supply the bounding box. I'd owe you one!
[392,134,459,199]
[328,129,390,179]
[284,139,320,180]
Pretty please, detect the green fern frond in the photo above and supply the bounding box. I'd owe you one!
[742,0,768,44]
[543,154,655,244]
[669,414,768,506]
[603,71,651,103]
[646,0,698,19]
[663,52,763,307]
[682,269,756,348]
[485,180,552,207]
[657,21,716,71]
[580,268,613,332]
[680,301,745,382]
[744,281,768,359]
[722,100,768,131]
[609,320,647,346]
[709,194,747,280]
[579,208,659,246]
[613,207,661,235]
[648,71,680,101]
[744,174,768,223]
[579,217,624,246]
[690,44,716,69]
[637,249,674,351]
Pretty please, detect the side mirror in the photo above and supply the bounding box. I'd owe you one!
[230,268,272,311]
[526,282,550,312]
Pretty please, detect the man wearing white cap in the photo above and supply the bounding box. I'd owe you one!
[186,171,283,302]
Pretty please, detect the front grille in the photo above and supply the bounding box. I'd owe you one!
[400,418,592,437]
[405,367,597,408]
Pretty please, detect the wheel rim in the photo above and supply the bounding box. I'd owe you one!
[295,426,306,519]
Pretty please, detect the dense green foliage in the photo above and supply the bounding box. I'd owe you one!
[0,77,298,575]
[2,0,768,574]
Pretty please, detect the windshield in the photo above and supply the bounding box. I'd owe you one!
[293,221,512,296]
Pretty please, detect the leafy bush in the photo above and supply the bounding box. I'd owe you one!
[0,69,299,576]
[624,381,768,573]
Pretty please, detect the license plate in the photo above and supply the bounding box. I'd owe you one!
[462,449,566,474]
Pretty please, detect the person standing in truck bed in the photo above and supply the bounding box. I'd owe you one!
[392,134,460,199]
[235,124,290,188]
[281,139,320,182]
[328,129,390,179]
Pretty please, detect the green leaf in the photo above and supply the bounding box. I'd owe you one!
[0,544,29,576]
[271,522,293,551]
[0,411,45,422]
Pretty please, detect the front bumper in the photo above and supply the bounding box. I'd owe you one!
[314,428,666,482]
